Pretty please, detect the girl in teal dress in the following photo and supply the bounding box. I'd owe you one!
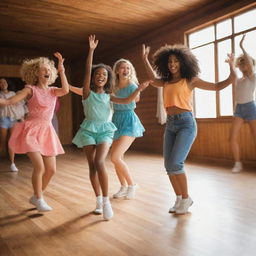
[71,35,149,220]
[110,59,145,200]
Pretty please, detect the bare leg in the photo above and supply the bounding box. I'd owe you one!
[248,120,256,147]
[42,156,56,191]
[175,173,188,198]
[84,145,101,196]
[110,136,135,186]
[230,117,244,162]
[168,174,182,196]
[94,143,111,197]
[8,126,15,164]
[27,152,45,198]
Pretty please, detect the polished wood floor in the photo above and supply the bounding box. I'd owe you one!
[1,148,256,256]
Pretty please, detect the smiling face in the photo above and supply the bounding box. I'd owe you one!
[37,63,52,85]
[168,54,181,76]
[116,62,131,80]
[0,78,8,91]
[93,67,108,88]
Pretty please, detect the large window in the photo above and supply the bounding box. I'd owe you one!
[187,7,256,118]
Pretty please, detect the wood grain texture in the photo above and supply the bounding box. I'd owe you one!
[1,149,256,256]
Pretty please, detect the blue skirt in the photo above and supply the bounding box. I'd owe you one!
[112,110,145,140]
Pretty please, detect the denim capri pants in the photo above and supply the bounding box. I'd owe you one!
[163,111,197,175]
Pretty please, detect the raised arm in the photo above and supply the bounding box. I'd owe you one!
[83,34,99,99]
[190,53,236,91]
[239,34,254,76]
[53,52,69,97]
[111,80,150,104]
[142,44,164,88]
[69,85,83,96]
[0,87,31,107]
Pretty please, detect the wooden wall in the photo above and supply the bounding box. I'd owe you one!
[69,0,255,165]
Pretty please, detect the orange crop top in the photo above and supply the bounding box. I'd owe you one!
[163,79,192,111]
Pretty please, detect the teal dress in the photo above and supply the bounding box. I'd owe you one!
[72,91,117,147]
[112,83,145,140]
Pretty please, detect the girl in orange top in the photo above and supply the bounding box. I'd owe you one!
[142,44,235,215]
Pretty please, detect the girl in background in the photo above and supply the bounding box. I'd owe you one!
[230,34,256,173]
[111,59,145,200]
[0,78,27,171]
[71,35,149,220]
[0,53,69,212]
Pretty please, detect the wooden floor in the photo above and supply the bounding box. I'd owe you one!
[1,148,256,256]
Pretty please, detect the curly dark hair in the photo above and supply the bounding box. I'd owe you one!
[90,63,113,94]
[153,44,200,82]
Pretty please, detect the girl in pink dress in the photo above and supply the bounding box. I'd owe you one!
[0,52,69,212]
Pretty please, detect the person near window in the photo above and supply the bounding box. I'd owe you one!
[230,34,256,173]
[142,43,235,214]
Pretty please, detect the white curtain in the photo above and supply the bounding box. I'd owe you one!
[156,87,166,125]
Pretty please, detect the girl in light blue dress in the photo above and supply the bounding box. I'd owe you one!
[70,35,149,220]
[110,59,145,200]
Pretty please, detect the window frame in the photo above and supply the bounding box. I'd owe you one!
[185,6,256,121]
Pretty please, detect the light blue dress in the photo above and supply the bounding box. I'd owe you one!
[112,83,145,140]
[72,91,117,147]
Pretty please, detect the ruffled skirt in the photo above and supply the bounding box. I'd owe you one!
[112,110,145,140]
[9,120,64,156]
[72,119,117,148]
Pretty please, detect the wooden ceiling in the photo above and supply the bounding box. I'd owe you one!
[1,0,216,60]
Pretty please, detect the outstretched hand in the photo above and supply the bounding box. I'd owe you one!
[142,44,150,60]
[54,52,65,73]
[89,34,99,50]
[138,80,152,91]
[225,53,235,67]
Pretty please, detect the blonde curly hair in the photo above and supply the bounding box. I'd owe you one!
[20,57,58,85]
[112,59,138,93]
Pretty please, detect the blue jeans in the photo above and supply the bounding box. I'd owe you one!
[163,112,197,175]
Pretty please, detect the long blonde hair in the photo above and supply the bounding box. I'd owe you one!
[20,57,58,85]
[112,59,138,92]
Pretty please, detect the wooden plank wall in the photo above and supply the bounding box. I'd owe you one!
[69,0,256,165]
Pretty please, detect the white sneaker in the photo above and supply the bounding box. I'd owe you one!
[94,196,103,215]
[113,186,128,198]
[29,195,37,206]
[10,163,18,172]
[125,184,137,199]
[169,196,182,213]
[232,162,242,173]
[35,198,52,212]
[175,196,193,215]
[103,201,113,220]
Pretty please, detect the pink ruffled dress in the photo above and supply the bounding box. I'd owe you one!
[9,85,64,156]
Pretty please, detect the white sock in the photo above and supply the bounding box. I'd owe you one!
[96,195,102,202]
[103,196,109,204]
[234,161,242,167]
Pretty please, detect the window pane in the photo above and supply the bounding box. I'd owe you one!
[234,8,256,33]
[192,44,216,118]
[216,19,232,39]
[234,30,256,78]
[189,26,215,48]
[218,39,233,116]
